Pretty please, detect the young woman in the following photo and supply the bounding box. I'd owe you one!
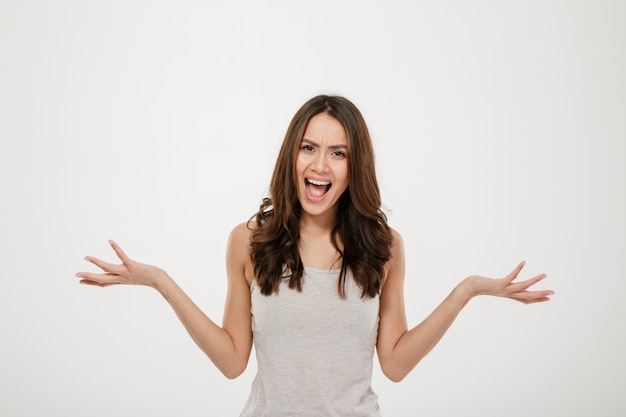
[76,94,553,416]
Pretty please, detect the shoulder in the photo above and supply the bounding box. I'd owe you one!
[383,227,406,287]
[389,227,405,257]
[227,221,256,259]
[229,221,254,244]
[227,221,255,286]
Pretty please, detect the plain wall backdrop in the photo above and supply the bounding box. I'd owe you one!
[1,1,625,416]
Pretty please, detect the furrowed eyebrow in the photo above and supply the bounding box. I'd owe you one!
[301,138,348,150]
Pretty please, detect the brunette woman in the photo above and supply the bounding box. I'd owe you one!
[77,94,553,416]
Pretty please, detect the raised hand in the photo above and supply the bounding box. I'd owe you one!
[465,261,554,304]
[76,240,167,288]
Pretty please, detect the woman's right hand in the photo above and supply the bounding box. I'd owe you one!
[76,240,167,289]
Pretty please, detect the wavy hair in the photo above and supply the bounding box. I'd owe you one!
[248,94,393,298]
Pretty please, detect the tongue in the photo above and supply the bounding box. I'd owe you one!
[308,183,327,197]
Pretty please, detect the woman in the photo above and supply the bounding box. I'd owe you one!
[76,94,553,416]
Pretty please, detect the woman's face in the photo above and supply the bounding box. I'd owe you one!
[295,113,350,222]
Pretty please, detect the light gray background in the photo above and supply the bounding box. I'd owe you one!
[1,1,624,416]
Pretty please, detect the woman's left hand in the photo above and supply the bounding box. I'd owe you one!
[465,261,554,304]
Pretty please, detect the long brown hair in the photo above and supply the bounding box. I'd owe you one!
[249,94,393,298]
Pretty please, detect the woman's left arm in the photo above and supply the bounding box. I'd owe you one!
[376,229,554,382]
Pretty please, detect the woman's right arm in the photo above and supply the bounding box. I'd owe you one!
[75,223,254,379]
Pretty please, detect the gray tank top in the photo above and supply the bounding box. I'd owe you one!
[240,267,382,417]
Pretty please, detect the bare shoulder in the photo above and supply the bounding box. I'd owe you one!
[227,221,255,286]
[389,227,405,261]
[229,221,254,245]
[390,227,404,248]
[383,227,406,288]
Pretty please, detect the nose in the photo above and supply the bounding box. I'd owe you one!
[312,152,329,173]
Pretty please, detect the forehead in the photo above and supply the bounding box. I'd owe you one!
[302,113,348,145]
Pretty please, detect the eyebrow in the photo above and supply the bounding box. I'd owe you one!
[301,138,348,150]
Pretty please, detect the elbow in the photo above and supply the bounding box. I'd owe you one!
[223,371,243,380]
[222,366,245,380]
[380,356,421,383]
[380,362,410,383]
[222,361,248,380]
[216,356,248,380]
[382,368,407,383]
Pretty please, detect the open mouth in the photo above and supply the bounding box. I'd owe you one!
[305,178,332,198]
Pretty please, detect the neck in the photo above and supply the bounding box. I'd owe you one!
[298,211,343,271]
[299,211,337,237]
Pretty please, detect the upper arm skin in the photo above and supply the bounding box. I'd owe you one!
[221,222,255,377]
[376,228,409,381]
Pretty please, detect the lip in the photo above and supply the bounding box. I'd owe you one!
[306,177,332,186]
[304,177,332,203]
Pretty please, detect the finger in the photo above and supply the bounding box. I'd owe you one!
[516,296,551,305]
[109,240,132,264]
[523,297,551,304]
[507,273,547,292]
[511,289,555,303]
[76,272,120,286]
[84,256,122,274]
[78,278,117,288]
[503,261,526,284]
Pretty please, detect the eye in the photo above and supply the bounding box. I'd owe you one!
[331,150,346,159]
[302,144,315,153]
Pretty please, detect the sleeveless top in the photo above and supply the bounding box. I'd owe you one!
[239,267,382,417]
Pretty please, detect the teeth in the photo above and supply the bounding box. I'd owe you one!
[307,179,331,186]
